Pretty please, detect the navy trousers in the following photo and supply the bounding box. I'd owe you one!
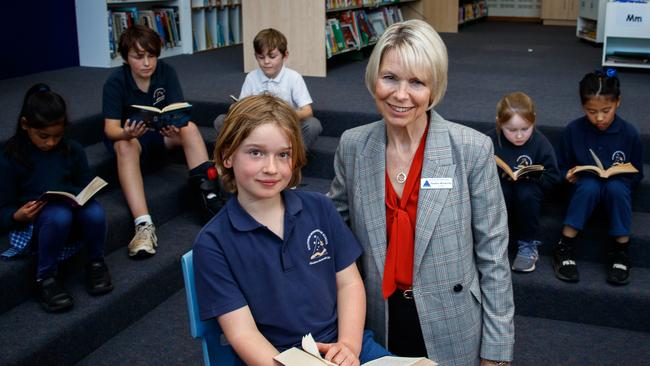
[500,179,544,242]
[564,175,632,237]
[33,200,107,279]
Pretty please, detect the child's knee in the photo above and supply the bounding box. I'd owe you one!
[39,205,74,229]
[113,139,141,160]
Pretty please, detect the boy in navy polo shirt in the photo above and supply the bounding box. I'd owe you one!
[103,25,223,259]
[554,71,643,285]
[194,95,389,365]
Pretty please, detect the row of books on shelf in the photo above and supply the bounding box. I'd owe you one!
[326,0,413,11]
[192,5,241,51]
[458,0,488,24]
[191,0,241,8]
[108,7,181,59]
[326,6,404,58]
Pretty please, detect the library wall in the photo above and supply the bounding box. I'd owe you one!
[2,1,79,79]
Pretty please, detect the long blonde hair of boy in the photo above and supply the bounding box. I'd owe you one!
[214,94,307,193]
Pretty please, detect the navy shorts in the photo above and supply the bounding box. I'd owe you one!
[103,130,166,160]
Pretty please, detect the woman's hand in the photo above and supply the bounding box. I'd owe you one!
[159,125,180,138]
[317,342,360,366]
[122,119,149,139]
[12,200,46,222]
[565,167,578,183]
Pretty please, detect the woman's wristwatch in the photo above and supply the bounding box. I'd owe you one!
[486,361,510,366]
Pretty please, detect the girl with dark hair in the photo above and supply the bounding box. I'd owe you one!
[554,70,643,285]
[0,83,113,313]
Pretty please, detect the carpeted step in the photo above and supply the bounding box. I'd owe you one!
[0,163,196,315]
[514,314,650,366]
[0,212,203,366]
[512,255,650,333]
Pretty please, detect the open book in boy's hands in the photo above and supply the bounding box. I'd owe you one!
[128,102,192,131]
[572,149,639,178]
[39,176,108,207]
[495,155,544,181]
[273,334,437,366]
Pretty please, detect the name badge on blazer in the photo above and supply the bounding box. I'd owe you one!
[420,178,453,189]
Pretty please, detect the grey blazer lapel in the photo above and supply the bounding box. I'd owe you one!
[413,113,456,278]
[359,122,388,277]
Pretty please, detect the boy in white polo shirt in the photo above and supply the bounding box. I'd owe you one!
[214,28,322,150]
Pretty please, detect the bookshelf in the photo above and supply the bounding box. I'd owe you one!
[602,1,650,69]
[76,0,192,68]
[576,0,607,43]
[404,0,488,33]
[190,0,241,52]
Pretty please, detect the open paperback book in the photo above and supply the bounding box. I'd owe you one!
[128,102,192,131]
[273,334,437,366]
[39,176,108,207]
[572,149,639,178]
[494,155,544,181]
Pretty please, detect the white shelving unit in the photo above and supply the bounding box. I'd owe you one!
[190,0,241,52]
[76,0,192,67]
[602,1,650,69]
[576,0,608,42]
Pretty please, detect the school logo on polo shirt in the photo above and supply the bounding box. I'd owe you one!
[612,151,626,165]
[516,155,533,167]
[153,88,166,106]
[307,229,331,265]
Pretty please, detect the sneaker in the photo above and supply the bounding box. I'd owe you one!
[86,260,114,295]
[37,277,73,313]
[553,239,579,282]
[128,223,157,259]
[198,178,228,218]
[512,240,540,272]
[607,250,630,285]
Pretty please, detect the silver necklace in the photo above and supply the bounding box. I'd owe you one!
[396,171,407,184]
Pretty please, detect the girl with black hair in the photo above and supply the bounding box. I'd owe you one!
[554,70,644,285]
[0,83,113,313]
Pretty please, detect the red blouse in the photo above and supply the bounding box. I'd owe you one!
[383,128,427,299]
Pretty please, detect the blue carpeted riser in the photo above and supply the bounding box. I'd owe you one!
[512,256,650,333]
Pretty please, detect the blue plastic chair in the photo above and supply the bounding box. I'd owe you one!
[181,250,235,366]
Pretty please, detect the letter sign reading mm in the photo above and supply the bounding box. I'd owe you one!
[626,14,642,22]
[614,2,649,31]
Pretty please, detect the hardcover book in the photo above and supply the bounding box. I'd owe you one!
[39,177,108,207]
[128,102,192,131]
[274,334,437,366]
[572,149,639,178]
[494,156,544,181]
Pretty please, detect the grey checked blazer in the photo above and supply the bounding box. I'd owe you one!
[328,111,515,366]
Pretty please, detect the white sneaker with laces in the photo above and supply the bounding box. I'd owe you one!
[128,223,157,258]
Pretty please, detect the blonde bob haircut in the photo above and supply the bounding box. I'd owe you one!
[495,91,536,132]
[213,94,307,193]
[365,19,448,110]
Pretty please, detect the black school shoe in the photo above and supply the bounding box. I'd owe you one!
[38,277,73,313]
[553,241,580,282]
[607,250,630,285]
[86,260,114,295]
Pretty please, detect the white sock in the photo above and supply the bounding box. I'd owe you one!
[134,215,153,226]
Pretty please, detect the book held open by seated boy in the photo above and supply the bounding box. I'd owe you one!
[128,102,192,131]
[39,176,108,207]
[274,334,437,366]
[572,149,639,178]
[494,155,544,181]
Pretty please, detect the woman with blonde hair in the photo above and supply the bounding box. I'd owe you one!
[328,19,514,366]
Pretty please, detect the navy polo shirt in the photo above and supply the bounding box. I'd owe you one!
[557,115,644,188]
[486,128,561,192]
[193,190,363,351]
[102,60,184,123]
